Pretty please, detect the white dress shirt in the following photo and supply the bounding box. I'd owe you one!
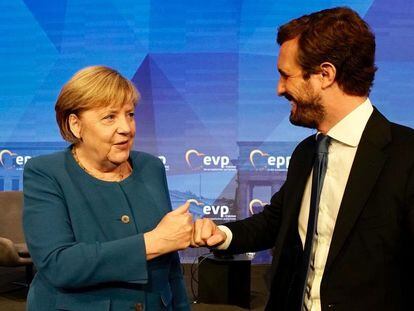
[299,99,373,311]
[218,99,374,311]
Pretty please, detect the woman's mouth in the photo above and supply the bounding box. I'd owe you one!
[113,141,129,149]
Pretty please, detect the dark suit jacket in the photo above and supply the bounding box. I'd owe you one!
[23,150,189,311]
[225,108,414,310]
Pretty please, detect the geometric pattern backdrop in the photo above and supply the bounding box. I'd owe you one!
[1,0,413,262]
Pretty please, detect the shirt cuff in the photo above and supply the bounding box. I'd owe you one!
[215,225,233,250]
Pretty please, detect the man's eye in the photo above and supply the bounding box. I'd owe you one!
[128,112,135,118]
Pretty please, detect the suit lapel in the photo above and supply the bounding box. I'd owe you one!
[325,108,391,271]
[284,137,316,235]
[281,140,314,255]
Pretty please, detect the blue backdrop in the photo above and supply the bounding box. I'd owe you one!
[1,0,414,263]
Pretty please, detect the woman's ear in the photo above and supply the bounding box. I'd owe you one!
[319,62,336,89]
[68,113,82,140]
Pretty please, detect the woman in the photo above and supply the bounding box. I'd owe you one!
[23,66,192,310]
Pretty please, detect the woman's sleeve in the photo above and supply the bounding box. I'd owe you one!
[158,159,190,309]
[169,252,190,310]
[23,159,148,289]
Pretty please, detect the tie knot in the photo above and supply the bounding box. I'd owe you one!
[316,134,331,154]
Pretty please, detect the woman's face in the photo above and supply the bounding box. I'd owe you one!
[71,102,136,168]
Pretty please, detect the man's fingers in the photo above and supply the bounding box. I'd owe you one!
[192,219,222,247]
[170,201,190,215]
[207,232,225,247]
[194,219,205,245]
[201,220,215,241]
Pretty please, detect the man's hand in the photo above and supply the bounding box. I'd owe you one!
[144,201,193,259]
[191,218,227,247]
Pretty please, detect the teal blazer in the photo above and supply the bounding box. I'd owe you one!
[23,149,189,311]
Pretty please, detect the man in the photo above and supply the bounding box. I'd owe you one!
[192,7,414,311]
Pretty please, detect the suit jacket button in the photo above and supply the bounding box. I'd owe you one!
[121,215,130,223]
[328,303,336,309]
[134,302,144,311]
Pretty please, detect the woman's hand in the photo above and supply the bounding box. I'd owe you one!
[144,201,193,260]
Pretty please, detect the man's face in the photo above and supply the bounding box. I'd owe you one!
[277,38,325,129]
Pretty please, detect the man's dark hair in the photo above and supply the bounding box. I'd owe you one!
[277,7,377,96]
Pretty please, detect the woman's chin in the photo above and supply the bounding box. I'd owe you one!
[108,151,130,165]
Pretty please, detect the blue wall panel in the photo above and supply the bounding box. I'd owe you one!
[1,0,413,263]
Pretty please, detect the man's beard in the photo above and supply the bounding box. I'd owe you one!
[287,84,325,129]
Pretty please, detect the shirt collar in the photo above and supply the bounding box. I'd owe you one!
[325,98,374,147]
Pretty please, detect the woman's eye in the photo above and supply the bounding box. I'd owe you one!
[128,112,135,118]
[103,114,115,120]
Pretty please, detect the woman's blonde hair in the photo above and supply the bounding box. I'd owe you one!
[55,65,140,143]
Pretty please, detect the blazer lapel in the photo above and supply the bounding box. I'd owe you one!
[284,136,316,234]
[290,137,315,202]
[325,108,391,271]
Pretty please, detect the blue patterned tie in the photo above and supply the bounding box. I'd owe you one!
[300,134,331,308]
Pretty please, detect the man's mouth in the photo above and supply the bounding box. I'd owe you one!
[290,101,297,114]
[284,94,297,113]
[284,93,294,102]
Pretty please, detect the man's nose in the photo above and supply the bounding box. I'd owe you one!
[277,78,286,96]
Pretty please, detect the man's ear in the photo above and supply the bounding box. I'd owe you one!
[68,113,82,140]
[319,62,336,89]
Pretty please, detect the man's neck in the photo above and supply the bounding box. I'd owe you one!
[318,92,367,134]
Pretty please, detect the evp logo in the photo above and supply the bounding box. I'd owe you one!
[0,149,31,170]
[188,198,236,221]
[249,199,268,215]
[249,149,290,171]
[185,149,236,172]
[203,204,230,219]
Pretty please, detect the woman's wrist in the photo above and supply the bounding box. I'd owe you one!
[144,230,164,260]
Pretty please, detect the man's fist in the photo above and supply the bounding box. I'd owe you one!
[191,218,227,247]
